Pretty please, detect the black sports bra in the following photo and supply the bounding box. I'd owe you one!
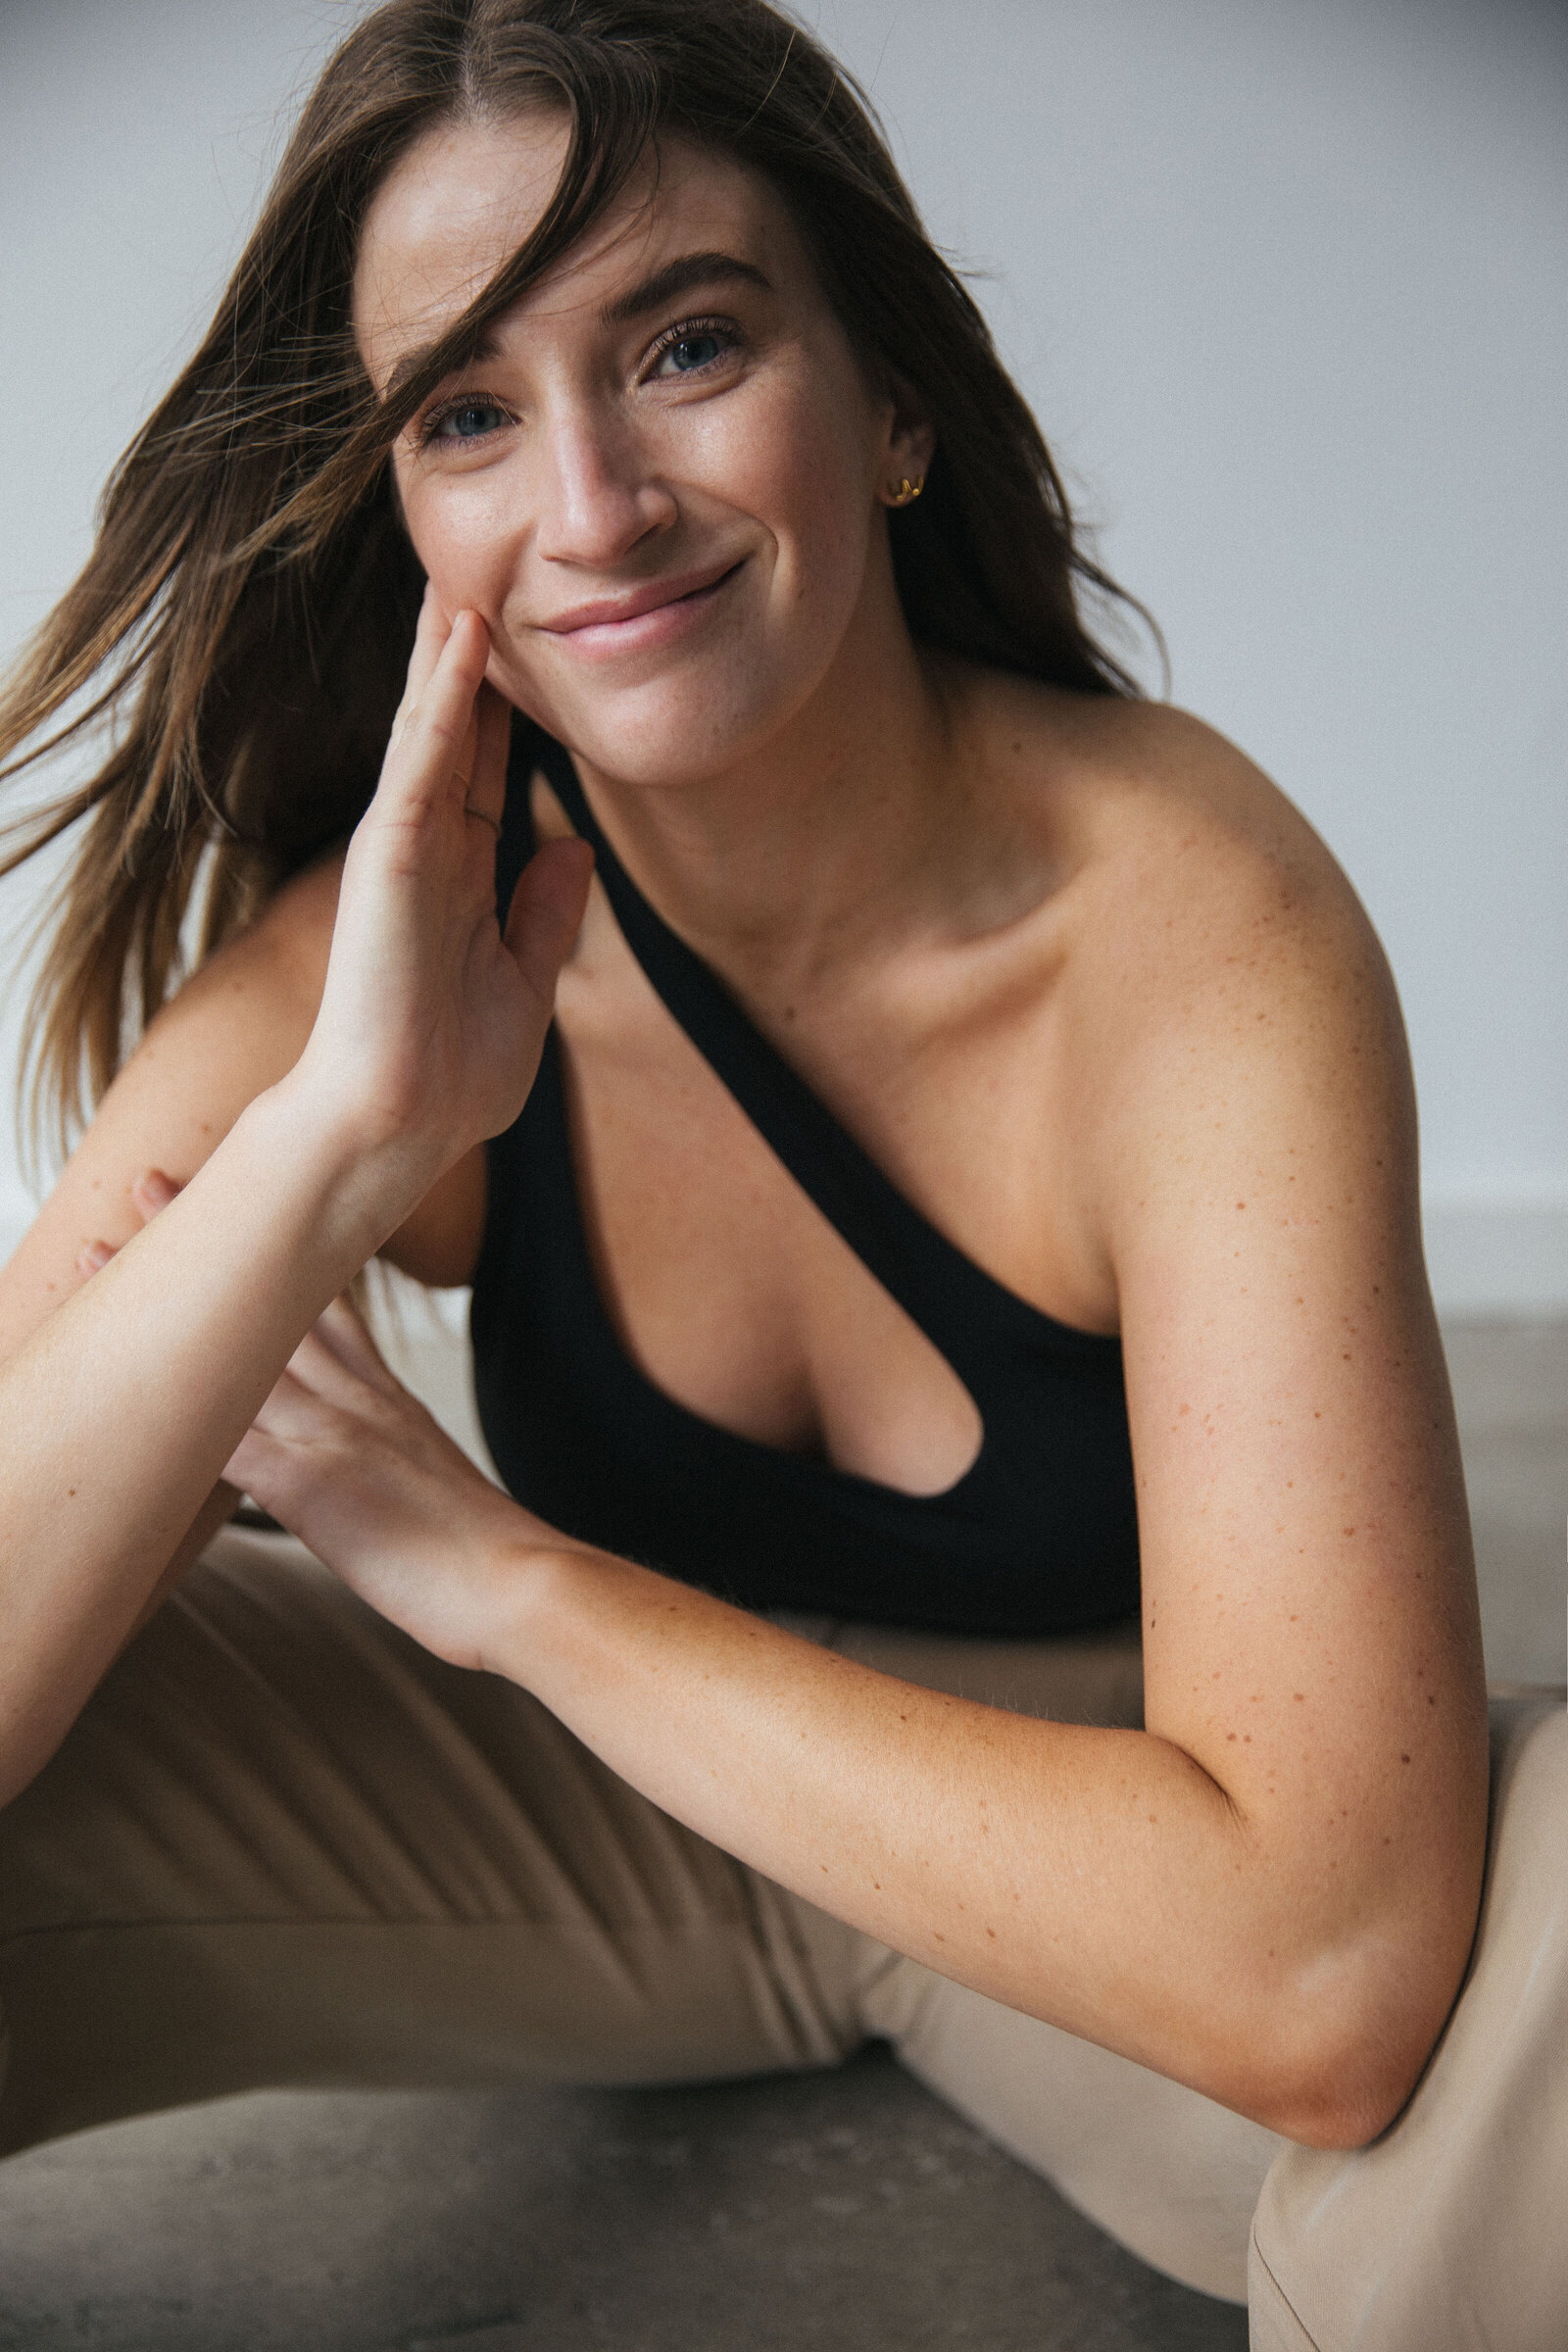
[470,725,1140,1636]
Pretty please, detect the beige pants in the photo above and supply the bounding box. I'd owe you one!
[0,1529,1278,2302]
[3,1533,1561,2334]
[1250,1690,1568,2352]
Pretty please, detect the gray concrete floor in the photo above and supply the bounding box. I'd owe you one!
[0,2053,1245,2352]
[0,1319,1562,2351]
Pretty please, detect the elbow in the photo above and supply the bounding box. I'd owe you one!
[1220,1795,1489,2148]
[1241,1951,1469,2151]
[1258,2038,1426,2152]
[1218,1866,1486,2148]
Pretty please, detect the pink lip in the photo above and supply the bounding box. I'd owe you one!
[535,560,744,652]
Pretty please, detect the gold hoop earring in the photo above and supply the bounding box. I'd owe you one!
[888,474,925,508]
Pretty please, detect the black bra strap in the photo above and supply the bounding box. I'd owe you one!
[508,724,1052,1383]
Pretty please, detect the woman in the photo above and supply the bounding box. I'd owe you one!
[0,0,1488,2314]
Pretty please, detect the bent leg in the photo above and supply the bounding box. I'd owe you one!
[0,1532,856,2157]
[856,1951,1279,2304]
[1250,1691,1568,2352]
[787,1614,1281,2305]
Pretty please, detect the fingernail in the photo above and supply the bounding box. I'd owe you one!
[76,1242,113,1275]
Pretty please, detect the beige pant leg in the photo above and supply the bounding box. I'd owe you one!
[1249,1691,1568,2352]
[3,1545,1277,2305]
[0,1531,857,2158]
[781,1615,1283,2305]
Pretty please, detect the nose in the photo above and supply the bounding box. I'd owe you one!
[533,408,677,570]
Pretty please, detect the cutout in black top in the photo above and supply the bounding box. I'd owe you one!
[470,721,1139,1635]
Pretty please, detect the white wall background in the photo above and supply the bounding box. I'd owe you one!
[2,0,1564,1309]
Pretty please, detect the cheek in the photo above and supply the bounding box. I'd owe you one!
[714,368,878,630]
[395,468,519,614]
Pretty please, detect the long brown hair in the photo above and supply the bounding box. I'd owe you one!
[0,0,1152,1161]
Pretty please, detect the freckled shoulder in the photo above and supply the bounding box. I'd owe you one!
[1000,696,1420,1279]
[1037,697,1393,1052]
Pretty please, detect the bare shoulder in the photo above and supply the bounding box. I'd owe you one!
[1050,695,1378,985]
[0,852,346,1358]
[1032,697,1410,1184]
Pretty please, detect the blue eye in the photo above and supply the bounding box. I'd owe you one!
[428,400,508,444]
[651,322,738,379]
[439,402,505,439]
[665,332,724,372]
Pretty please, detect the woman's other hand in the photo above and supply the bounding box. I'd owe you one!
[67,1167,553,1669]
[224,1295,567,1671]
[292,588,593,1203]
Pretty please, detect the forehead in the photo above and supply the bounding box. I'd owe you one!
[353,116,802,388]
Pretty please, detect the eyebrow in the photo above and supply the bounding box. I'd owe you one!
[382,249,771,407]
[599,249,772,326]
[385,324,504,408]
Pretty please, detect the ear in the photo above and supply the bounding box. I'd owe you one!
[874,369,937,507]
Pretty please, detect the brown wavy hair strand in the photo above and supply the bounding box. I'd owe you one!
[0,0,1153,1166]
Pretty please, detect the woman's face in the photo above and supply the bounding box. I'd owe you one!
[355,116,931,787]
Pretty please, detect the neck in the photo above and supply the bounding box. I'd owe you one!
[568,602,971,996]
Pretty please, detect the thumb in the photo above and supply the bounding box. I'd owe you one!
[505,836,594,1005]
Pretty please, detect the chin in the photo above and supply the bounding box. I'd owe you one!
[504,662,807,793]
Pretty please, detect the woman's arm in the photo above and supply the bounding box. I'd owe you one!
[0,600,591,1807]
[231,758,1487,2150]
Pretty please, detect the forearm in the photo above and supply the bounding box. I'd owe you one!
[0,1079,415,1801]
[491,1542,1469,2143]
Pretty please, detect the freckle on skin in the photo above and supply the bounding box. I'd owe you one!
[1400,1754,1411,1764]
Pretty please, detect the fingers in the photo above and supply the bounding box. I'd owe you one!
[224,1402,313,1506]
[300,1294,406,1395]
[399,590,510,829]
[392,581,452,737]
[464,681,513,836]
[75,1167,182,1278]
[222,1314,449,1507]
[379,603,492,827]
[505,836,595,1004]
[132,1167,181,1220]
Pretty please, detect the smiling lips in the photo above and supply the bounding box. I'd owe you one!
[535,558,745,656]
